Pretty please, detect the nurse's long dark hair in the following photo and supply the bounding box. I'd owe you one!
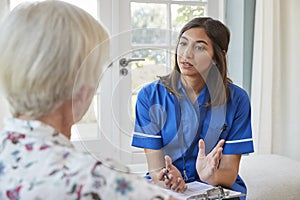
[160,17,231,106]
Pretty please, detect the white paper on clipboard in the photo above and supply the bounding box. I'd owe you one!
[165,181,244,200]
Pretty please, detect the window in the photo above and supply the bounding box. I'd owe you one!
[10,0,98,19]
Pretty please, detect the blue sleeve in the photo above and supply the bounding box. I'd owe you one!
[131,87,163,150]
[223,91,254,154]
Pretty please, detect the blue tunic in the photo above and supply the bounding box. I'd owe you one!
[131,79,254,198]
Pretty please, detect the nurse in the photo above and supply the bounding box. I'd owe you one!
[131,17,254,199]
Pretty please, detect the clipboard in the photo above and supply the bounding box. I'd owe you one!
[165,181,244,200]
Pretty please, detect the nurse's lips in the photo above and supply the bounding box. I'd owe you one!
[181,61,193,68]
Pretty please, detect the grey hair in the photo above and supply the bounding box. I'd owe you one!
[0,1,110,117]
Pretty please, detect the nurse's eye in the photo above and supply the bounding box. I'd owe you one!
[178,41,187,46]
[195,45,205,51]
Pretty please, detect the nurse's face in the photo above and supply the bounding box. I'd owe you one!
[177,27,214,78]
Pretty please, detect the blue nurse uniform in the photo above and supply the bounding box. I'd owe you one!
[132,79,254,198]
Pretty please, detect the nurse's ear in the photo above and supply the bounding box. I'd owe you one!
[212,50,226,66]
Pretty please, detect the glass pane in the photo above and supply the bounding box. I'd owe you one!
[131,28,168,45]
[131,48,172,121]
[131,48,170,92]
[171,4,206,45]
[172,0,207,2]
[131,2,167,45]
[10,0,98,19]
[172,0,208,3]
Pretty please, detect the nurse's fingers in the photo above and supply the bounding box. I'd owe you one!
[212,148,223,168]
[197,139,206,159]
[158,167,168,181]
[174,178,188,193]
[209,139,225,157]
[165,155,173,170]
[217,139,225,147]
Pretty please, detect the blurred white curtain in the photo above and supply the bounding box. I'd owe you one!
[251,0,300,160]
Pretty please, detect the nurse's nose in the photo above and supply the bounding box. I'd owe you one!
[182,44,194,59]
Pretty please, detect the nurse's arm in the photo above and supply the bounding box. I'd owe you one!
[144,148,165,188]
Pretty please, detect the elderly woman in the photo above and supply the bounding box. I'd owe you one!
[0,1,174,199]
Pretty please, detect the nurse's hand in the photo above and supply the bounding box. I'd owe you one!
[158,155,187,193]
[196,139,224,183]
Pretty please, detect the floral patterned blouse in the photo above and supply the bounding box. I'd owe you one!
[0,118,170,200]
